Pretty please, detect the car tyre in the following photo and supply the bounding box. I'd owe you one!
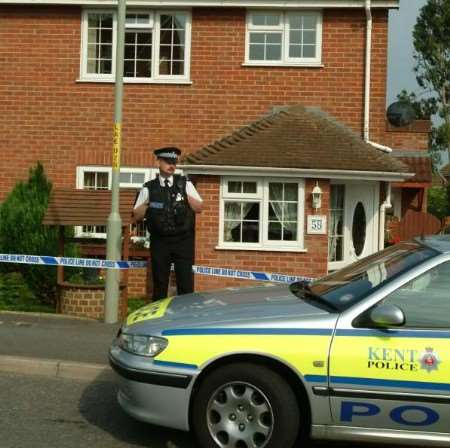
[192,362,301,448]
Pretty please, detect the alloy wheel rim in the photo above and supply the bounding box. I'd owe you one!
[206,381,274,448]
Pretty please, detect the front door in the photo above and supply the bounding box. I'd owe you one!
[328,183,379,271]
[345,183,378,263]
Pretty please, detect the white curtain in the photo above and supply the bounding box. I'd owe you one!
[269,184,297,237]
[328,187,344,261]
[224,202,255,242]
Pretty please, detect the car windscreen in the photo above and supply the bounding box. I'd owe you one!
[291,241,438,312]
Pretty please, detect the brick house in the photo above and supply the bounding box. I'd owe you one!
[0,0,432,296]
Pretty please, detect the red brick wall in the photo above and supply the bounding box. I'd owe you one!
[0,6,392,198]
[60,284,127,320]
[385,121,431,151]
[127,265,148,297]
[193,176,330,290]
[0,6,401,295]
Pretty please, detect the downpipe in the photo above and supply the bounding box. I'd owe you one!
[379,183,392,250]
[364,0,393,249]
[363,0,393,154]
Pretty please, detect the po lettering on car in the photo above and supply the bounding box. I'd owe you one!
[341,401,440,426]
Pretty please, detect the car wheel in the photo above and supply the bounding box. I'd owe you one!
[192,362,301,448]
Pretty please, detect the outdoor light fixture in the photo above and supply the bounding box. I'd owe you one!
[312,182,323,210]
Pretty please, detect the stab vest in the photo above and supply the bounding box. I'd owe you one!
[144,175,194,237]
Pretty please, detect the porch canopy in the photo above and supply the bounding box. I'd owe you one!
[43,188,136,227]
[43,188,138,309]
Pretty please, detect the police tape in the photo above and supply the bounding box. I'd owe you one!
[192,265,312,284]
[0,254,146,270]
[0,253,312,284]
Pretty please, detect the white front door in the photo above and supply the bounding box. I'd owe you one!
[328,182,379,270]
[345,183,379,263]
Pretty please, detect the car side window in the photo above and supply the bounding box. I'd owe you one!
[381,261,450,329]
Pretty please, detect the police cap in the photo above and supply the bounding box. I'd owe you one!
[154,147,181,162]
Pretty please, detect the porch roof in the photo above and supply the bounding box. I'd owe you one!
[182,105,409,176]
[43,189,136,226]
[391,152,433,185]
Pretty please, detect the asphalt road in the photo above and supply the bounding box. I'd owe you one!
[0,372,414,448]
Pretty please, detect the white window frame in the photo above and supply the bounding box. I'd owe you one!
[80,9,191,83]
[328,183,345,269]
[155,11,192,82]
[245,10,323,67]
[218,177,305,251]
[75,166,155,239]
[80,10,117,82]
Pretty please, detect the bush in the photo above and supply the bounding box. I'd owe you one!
[0,272,51,312]
[65,268,104,285]
[428,186,450,221]
[0,163,58,304]
[127,297,148,315]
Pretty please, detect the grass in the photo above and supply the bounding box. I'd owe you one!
[0,303,56,313]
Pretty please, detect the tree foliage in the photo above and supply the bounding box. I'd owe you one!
[396,90,436,120]
[413,0,450,162]
[428,185,450,220]
[396,90,443,167]
[0,163,58,303]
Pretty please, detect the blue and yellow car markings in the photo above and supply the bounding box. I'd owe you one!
[154,326,450,394]
[162,328,333,336]
[156,327,332,378]
[126,297,174,326]
[153,360,198,370]
[335,329,450,339]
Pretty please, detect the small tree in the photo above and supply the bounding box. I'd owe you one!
[428,185,450,221]
[413,0,450,162]
[0,163,58,303]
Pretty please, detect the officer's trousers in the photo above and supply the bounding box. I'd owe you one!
[150,234,194,300]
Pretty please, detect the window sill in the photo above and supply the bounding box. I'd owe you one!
[242,62,324,68]
[215,245,308,253]
[76,78,193,85]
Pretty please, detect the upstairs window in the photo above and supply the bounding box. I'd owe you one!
[246,11,322,66]
[81,10,191,82]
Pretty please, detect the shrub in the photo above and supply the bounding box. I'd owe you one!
[0,272,41,310]
[127,297,148,314]
[428,186,450,221]
[0,163,58,304]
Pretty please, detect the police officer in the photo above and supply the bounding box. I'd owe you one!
[133,147,203,300]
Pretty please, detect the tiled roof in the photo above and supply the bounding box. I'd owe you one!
[183,105,409,174]
[391,152,433,184]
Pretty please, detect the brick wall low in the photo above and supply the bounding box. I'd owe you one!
[60,283,127,320]
[127,267,148,298]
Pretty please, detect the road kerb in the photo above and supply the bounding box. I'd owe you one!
[0,355,114,382]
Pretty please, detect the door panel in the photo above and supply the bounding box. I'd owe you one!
[345,184,378,263]
[329,183,379,271]
[329,329,450,432]
[329,261,450,433]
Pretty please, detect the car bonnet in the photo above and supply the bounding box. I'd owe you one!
[123,284,331,333]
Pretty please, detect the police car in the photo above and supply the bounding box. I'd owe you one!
[109,236,450,448]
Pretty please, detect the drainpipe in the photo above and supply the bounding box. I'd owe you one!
[363,0,392,153]
[364,0,392,249]
[379,183,392,250]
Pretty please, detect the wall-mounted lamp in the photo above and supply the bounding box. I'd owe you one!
[312,182,323,210]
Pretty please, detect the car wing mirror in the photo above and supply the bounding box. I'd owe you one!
[369,304,405,328]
